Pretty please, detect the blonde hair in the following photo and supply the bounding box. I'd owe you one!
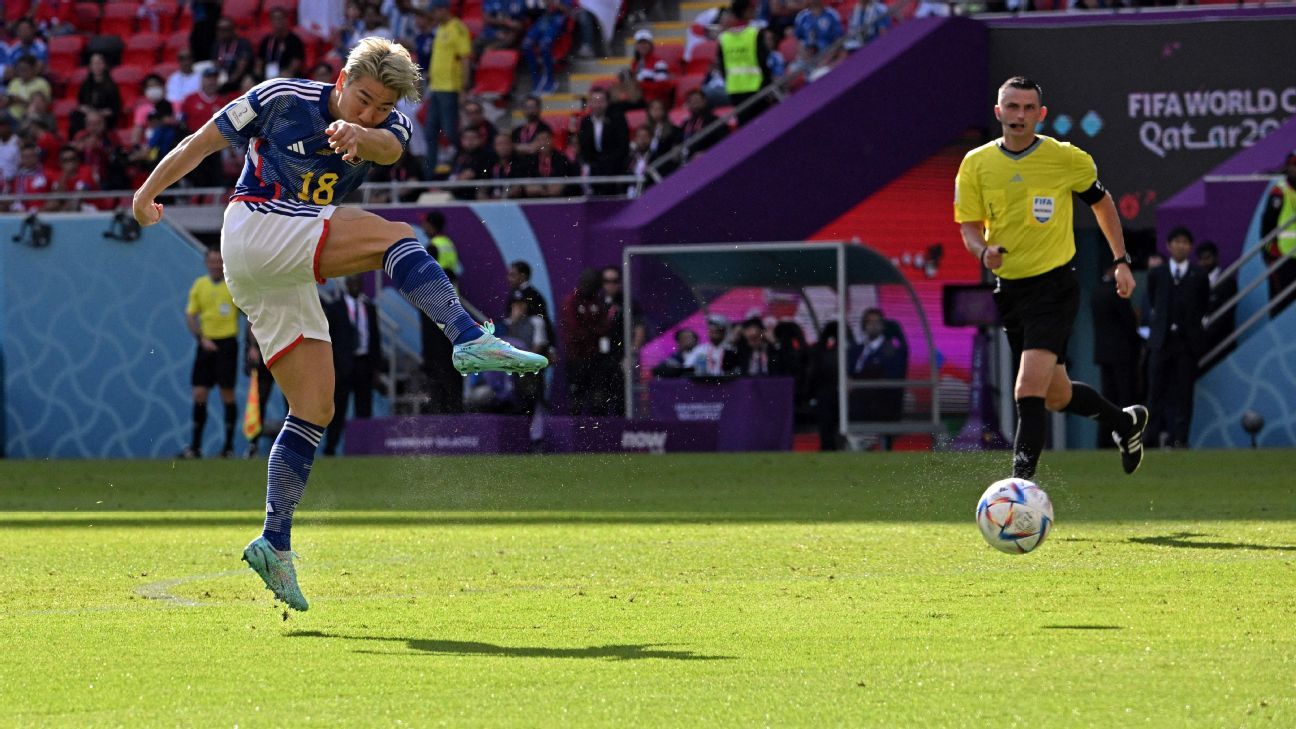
[343,37,424,103]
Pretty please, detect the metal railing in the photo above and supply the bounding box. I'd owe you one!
[1199,210,1296,368]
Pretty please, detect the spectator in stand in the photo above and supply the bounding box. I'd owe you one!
[1260,150,1296,315]
[847,308,907,433]
[652,328,700,377]
[680,89,726,158]
[1090,259,1142,447]
[645,98,681,161]
[182,248,240,459]
[211,18,255,94]
[502,291,549,416]
[794,0,844,54]
[6,20,48,79]
[522,0,571,95]
[638,60,674,108]
[45,145,97,212]
[71,110,120,188]
[22,91,55,135]
[450,126,496,200]
[687,315,737,375]
[10,143,48,211]
[1196,240,1237,370]
[462,100,499,144]
[7,55,50,121]
[506,260,551,321]
[626,124,653,194]
[380,0,420,46]
[762,28,786,79]
[561,267,615,416]
[578,87,629,195]
[25,117,63,168]
[73,53,121,137]
[331,1,366,57]
[323,275,382,456]
[572,1,601,59]
[411,10,436,78]
[807,320,841,450]
[477,0,528,55]
[629,29,659,77]
[521,127,574,197]
[0,114,18,186]
[257,8,307,80]
[309,62,336,83]
[356,3,394,49]
[180,69,227,188]
[846,0,890,51]
[127,75,169,147]
[1146,226,1210,449]
[767,0,808,40]
[425,0,472,177]
[483,132,527,199]
[512,95,552,154]
[718,0,771,125]
[128,101,180,174]
[733,316,793,376]
[166,50,202,106]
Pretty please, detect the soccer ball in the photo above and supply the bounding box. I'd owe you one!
[975,478,1054,554]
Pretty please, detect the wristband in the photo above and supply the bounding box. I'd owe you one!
[1113,253,1132,267]
[980,248,989,266]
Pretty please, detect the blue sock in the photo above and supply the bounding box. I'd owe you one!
[261,414,324,551]
[382,238,483,345]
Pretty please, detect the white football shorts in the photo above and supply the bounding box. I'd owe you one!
[221,198,337,367]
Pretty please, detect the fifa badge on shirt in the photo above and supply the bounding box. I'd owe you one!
[1032,195,1054,223]
[227,99,257,131]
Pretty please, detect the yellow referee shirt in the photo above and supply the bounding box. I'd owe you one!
[954,135,1098,280]
[186,276,239,340]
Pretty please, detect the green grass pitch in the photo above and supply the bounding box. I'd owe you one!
[1,450,1294,727]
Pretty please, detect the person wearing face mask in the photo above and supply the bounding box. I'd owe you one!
[130,75,170,147]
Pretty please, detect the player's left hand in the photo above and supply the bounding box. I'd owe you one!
[325,120,362,162]
[1114,264,1136,299]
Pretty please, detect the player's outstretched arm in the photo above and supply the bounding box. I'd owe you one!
[1089,192,1135,299]
[132,120,231,226]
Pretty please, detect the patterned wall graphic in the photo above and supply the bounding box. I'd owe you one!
[1,216,223,459]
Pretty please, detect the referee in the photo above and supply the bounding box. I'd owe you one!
[955,76,1149,480]
[183,248,240,459]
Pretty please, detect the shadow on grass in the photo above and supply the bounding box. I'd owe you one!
[286,630,732,661]
[1041,625,1123,631]
[1128,532,1296,552]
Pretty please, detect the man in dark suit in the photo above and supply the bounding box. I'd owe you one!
[577,88,629,196]
[1146,227,1210,448]
[732,316,794,376]
[1195,240,1237,371]
[1090,261,1143,447]
[323,275,383,456]
[846,308,908,424]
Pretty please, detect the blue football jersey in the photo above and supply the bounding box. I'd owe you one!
[213,78,413,205]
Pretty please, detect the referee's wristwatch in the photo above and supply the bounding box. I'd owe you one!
[1113,253,1133,268]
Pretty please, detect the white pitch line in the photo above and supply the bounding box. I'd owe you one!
[134,569,246,607]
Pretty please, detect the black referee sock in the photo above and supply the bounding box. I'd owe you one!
[1063,382,1129,438]
[191,402,207,451]
[1013,396,1046,480]
[223,403,237,451]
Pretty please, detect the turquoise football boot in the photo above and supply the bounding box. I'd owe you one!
[242,536,309,611]
[452,320,549,375]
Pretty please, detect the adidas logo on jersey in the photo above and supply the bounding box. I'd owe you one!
[1010,173,1024,183]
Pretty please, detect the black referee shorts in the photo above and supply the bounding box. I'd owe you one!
[192,336,239,389]
[993,260,1080,366]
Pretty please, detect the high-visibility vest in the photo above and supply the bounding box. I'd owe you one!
[1277,178,1296,257]
[719,25,762,95]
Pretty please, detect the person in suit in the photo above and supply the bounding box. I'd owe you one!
[846,308,907,424]
[1145,227,1210,448]
[323,275,383,455]
[732,317,793,376]
[1090,261,1143,447]
[1195,240,1237,371]
[577,88,629,196]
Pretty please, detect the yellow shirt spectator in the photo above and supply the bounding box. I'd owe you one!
[429,16,471,93]
[954,134,1098,280]
[187,275,239,340]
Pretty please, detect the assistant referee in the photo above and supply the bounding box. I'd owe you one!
[954,76,1148,480]
[184,247,240,458]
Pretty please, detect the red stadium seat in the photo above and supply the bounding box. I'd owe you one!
[588,76,615,92]
[223,0,263,29]
[471,49,518,97]
[653,44,685,74]
[73,2,102,33]
[464,16,484,39]
[48,35,85,76]
[258,0,296,25]
[777,36,799,61]
[111,65,148,89]
[625,108,648,132]
[685,40,717,75]
[100,3,139,36]
[673,73,705,107]
[64,67,90,99]
[668,107,689,126]
[141,1,179,32]
[123,33,164,67]
[155,61,179,79]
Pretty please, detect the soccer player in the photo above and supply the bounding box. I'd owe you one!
[954,76,1148,482]
[183,247,240,459]
[132,38,548,611]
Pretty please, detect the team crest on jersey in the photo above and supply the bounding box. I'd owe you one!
[1032,196,1054,223]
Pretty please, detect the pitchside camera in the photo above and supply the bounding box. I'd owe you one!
[103,210,141,242]
[11,213,51,248]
